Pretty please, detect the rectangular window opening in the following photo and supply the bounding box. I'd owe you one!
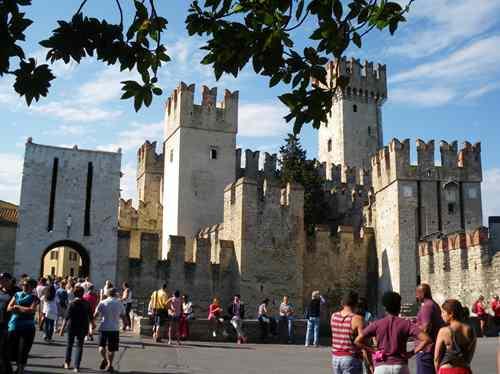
[48,157,59,231]
[210,148,218,160]
[84,162,93,236]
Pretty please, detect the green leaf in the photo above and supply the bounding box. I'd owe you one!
[352,32,362,48]
[333,0,343,20]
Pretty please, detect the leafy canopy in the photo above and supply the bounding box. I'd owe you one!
[1,0,413,133]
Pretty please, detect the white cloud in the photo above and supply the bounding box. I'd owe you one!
[390,86,456,107]
[238,102,288,137]
[391,36,500,84]
[389,35,500,107]
[482,168,500,220]
[120,162,138,203]
[31,102,122,123]
[463,83,500,100]
[97,121,163,152]
[0,153,23,204]
[389,0,500,58]
[78,67,139,105]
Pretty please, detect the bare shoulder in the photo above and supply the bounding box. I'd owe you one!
[352,314,364,326]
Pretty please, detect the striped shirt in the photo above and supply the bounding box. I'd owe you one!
[331,312,360,357]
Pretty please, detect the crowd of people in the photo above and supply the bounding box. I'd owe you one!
[0,270,491,374]
[0,273,133,373]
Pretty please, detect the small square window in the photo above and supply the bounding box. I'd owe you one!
[210,148,218,160]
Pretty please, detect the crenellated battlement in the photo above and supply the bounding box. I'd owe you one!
[164,82,238,139]
[322,57,387,103]
[371,138,483,192]
[137,140,164,177]
[418,227,489,257]
[235,148,278,180]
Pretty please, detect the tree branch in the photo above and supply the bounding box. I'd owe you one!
[115,0,123,28]
[285,8,310,32]
[75,0,89,15]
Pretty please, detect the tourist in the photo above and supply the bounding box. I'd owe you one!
[228,294,247,344]
[167,290,182,345]
[258,298,277,342]
[179,294,193,340]
[59,285,92,373]
[100,280,113,302]
[357,297,375,324]
[121,282,133,331]
[56,280,69,329]
[331,291,365,374]
[148,284,169,343]
[305,290,325,347]
[83,285,99,341]
[434,299,477,374]
[6,277,39,374]
[66,279,76,303]
[416,284,445,374]
[35,277,48,330]
[355,291,432,374]
[279,295,295,343]
[41,282,58,342]
[94,287,125,372]
[0,272,15,374]
[472,296,487,337]
[81,277,92,293]
[208,297,226,338]
[491,295,500,328]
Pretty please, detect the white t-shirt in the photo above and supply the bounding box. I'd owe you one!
[96,297,125,331]
[42,295,58,320]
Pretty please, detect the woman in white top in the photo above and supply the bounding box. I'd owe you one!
[179,294,193,340]
[258,298,277,342]
[42,284,58,342]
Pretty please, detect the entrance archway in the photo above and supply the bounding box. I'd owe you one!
[40,240,90,278]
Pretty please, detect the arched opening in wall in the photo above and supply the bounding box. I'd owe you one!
[40,240,90,279]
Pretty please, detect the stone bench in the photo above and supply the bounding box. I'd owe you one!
[133,315,308,344]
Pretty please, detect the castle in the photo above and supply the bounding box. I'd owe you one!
[10,57,498,317]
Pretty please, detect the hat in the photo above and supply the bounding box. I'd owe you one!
[0,272,12,280]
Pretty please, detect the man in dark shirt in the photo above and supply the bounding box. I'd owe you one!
[0,272,15,374]
[416,284,445,374]
[60,286,92,372]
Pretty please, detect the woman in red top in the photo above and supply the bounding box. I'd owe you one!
[208,297,226,338]
[490,295,500,327]
[82,285,98,341]
[472,296,486,337]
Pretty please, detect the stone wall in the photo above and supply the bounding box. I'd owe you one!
[419,227,500,309]
[303,225,377,316]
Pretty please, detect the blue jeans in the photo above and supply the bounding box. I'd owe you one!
[44,318,54,340]
[65,333,85,369]
[416,352,435,374]
[305,317,320,346]
[280,316,294,342]
[332,355,363,374]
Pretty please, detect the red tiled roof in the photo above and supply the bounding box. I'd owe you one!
[0,201,18,224]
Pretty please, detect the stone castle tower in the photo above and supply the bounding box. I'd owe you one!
[318,57,386,170]
[162,83,239,258]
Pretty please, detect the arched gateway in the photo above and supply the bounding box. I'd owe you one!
[14,141,121,288]
[40,240,90,278]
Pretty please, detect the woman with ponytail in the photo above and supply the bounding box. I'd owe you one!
[434,299,477,374]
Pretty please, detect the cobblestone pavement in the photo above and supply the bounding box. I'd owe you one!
[23,332,498,374]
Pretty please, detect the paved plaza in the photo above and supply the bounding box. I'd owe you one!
[23,332,498,374]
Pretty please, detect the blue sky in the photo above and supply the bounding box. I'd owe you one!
[1,0,499,219]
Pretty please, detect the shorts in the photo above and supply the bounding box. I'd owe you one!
[153,310,168,327]
[99,331,119,352]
